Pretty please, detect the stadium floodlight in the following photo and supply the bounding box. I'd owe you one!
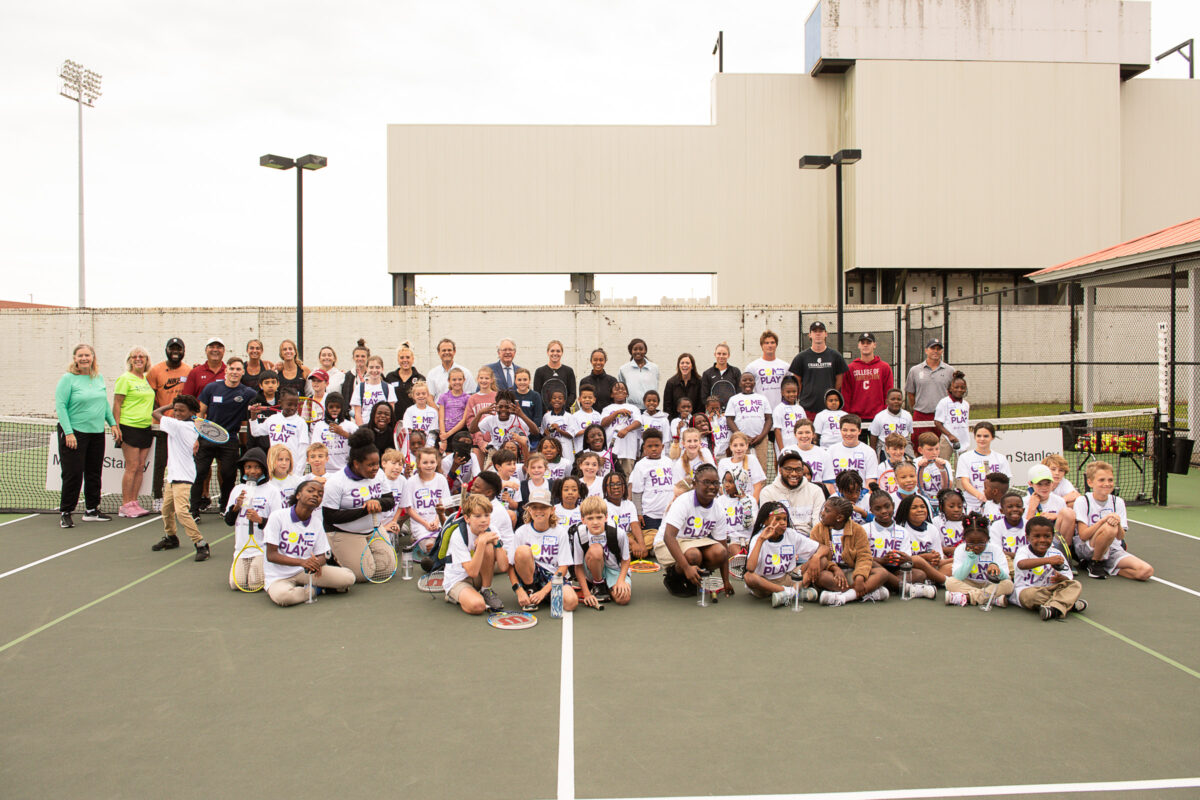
[799,149,863,352]
[260,153,328,359]
[59,59,102,308]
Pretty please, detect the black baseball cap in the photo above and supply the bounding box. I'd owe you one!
[926,338,944,349]
[858,332,876,342]
[809,321,826,331]
[166,338,184,349]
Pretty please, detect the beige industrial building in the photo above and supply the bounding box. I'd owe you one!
[386,0,1200,307]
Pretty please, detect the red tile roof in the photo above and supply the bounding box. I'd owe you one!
[0,300,67,308]
[1029,216,1200,277]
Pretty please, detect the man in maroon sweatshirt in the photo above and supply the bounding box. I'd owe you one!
[841,333,893,423]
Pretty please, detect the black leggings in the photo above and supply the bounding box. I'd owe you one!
[191,439,240,511]
[58,428,105,513]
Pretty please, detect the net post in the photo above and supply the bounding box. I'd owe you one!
[1157,321,1171,506]
[996,291,1003,417]
[942,296,950,364]
[1069,283,1078,412]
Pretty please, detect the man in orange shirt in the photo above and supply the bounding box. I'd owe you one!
[147,338,191,510]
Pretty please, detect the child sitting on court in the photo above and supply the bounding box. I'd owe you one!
[867,491,939,599]
[1012,515,1087,620]
[945,513,1012,606]
[989,490,1029,570]
[933,487,967,563]
[813,388,846,447]
[305,442,329,482]
[443,493,507,615]
[264,478,356,606]
[571,494,632,606]
[811,496,890,606]
[894,492,944,595]
[1024,463,1075,555]
[1073,461,1154,581]
[224,447,283,591]
[744,502,822,607]
[250,388,310,476]
[150,395,207,559]
[1042,453,1082,504]
[509,486,579,611]
[378,448,408,537]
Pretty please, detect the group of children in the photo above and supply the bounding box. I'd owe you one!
[147,354,1154,619]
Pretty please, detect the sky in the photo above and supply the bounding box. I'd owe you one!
[2,0,1197,308]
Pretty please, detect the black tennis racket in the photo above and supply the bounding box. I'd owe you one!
[710,378,737,410]
[541,376,569,409]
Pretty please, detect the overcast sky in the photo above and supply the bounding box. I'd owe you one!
[2,0,1196,308]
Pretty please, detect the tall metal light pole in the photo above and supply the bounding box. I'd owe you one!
[259,154,328,359]
[59,60,102,308]
[799,148,862,354]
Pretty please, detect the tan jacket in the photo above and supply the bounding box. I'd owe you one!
[809,519,873,583]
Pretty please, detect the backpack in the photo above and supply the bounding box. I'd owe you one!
[425,511,468,573]
[565,522,622,576]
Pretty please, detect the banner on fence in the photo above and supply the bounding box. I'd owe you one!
[44,433,155,496]
[993,427,1064,486]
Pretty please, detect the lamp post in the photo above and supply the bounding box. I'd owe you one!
[260,153,328,359]
[59,60,102,308]
[799,148,861,354]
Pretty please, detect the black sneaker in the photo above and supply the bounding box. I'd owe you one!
[480,586,504,612]
[1073,598,1088,614]
[152,535,180,551]
[663,568,696,597]
[1086,561,1107,580]
[194,543,211,562]
[590,582,612,603]
[82,508,111,522]
[191,513,202,526]
[196,497,212,513]
[60,512,74,529]
[1040,606,1063,621]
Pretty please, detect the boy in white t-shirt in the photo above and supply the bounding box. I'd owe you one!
[1023,464,1074,557]
[655,464,732,597]
[443,494,506,615]
[1043,454,1082,504]
[150,395,208,560]
[629,430,675,545]
[639,390,671,451]
[572,386,603,454]
[249,388,310,476]
[826,415,880,487]
[571,495,632,606]
[772,376,805,456]
[812,389,846,448]
[1012,515,1086,620]
[869,389,914,455]
[726,372,772,472]
[1072,461,1154,581]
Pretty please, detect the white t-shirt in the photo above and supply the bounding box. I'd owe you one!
[772,403,805,453]
[655,490,729,546]
[602,402,642,460]
[491,498,516,555]
[402,404,440,435]
[321,465,386,534]
[989,518,1028,557]
[640,410,670,444]
[569,523,630,571]
[350,381,394,420]
[580,473,603,500]
[402,473,451,541]
[1026,492,1066,519]
[513,522,574,575]
[717,454,766,495]
[744,357,791,410]
[606,499,638,541]
[827,442,880,482]
[249,412,311,476]
[905,523,940,556]
[934,397,971,452]
[866,520,907,559]
[934,516,964,552]
[748,528,818,580]
[813,409,847,448]
[545,458,570,484]
[915,457,948,499]
[796,445,834,484]
[671,448,716,482]
[708,414,731,457]
[425,363,478,400]
[311,419,358,470]
[443,523,479,593]
[441,452,480,494]
[381,473,407,503]
[952,541,1009,583]
[716,493,758,543]
[629,457,676,518]
[270,474,300,506]
[1072,492,1128,532]
[226,482,284,557]
[1054,476,1078,498]
[159,415,199,484]
[725,393,769,438]
[1012,544,1074,606]
[870,408,914,444]
[478,415,529,450]
[541,411,579,463]
[554,503,582,531]
[262,506,329,589]
[571,409,603,452]
[955,450,1013,511]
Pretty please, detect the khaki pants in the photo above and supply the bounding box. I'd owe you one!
[752,439,771,481]
[229,554,264,591]
[162,482,202,544]
[945,577,1014,605]
[1019,581,1082,616]
[328,530,397,583]
[267,567,357,606]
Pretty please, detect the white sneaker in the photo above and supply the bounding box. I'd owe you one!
[771,587,794,608]
[908,583,937,600]
[819,591,846,607]
[800,586,819,603]
[994,593,1008,608]
[945,591,969,607]
[861,587,890,603]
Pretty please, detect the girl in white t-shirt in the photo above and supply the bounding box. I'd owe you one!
[224,450,283,592]
[403,447,451,557]
[668,397,694,460]
[718,467,759,570]
[576,451,605,500]
[553,475,584,530]
[351,355,396,426]
[263,479,356,605]
[321,428,396,583]
[812,389,847,448]
[267,445,300,506]
[955,422,1012,512]
[401,380,440,441]
[578,424,614,479]
[893,492,944,594]
[772,376,805,456]
[603,470,645,560]
[933,371,970,453]
[536,436,570,484]
[725,373,771,458]
[704,396,731,458]
[601,381,642,475]
[743,501,820,606]
[945,513,1012,606]
[671,427,716,490]
[933,488,967,563]
[310,392,358,471]
[717,432,766,502]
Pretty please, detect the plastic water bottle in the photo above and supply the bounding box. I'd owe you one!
[899,562,913,601]
[401,548,413,580]
[550,574,564,618]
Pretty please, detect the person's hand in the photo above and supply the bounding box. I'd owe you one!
[617,429,628,439]
[111,426,122,445]
[516,587,531,608]
[947,435,959,447]
[630,538,647,559]
[233,493,245,511]
[832,568,849,591]
[680,562,701,585]
[801,559,821,587]
[365,499,382,514]
[722,580,735,597]
[330,423,347,437]
[986,563,1001,579]
[580,591,600,608]
[193,440,200,456]
[302,556,323,573]
[384,520,400,534]
[936,458,947,467]
[1048,553,1066,568]
[924,551,941,567]
[64,433,77,449]
[480,531,501,548]
[853,576,866,596]
[611,581,631,603]
[246,510,263,525]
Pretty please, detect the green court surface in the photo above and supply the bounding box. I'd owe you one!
[1,512,1197,800]
[1129,468,1200,536]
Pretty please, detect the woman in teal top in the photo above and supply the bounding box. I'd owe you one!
[55,343,120,528]
[113,346,155,519]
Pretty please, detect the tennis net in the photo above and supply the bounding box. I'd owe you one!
[0,416,220,514]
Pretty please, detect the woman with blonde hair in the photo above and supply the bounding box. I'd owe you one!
[55,344,121,527]
[113,345,156,518]
[384,341,424,420]
[276,339,309,396]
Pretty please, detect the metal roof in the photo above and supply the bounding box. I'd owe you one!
[1027,217,1200,283]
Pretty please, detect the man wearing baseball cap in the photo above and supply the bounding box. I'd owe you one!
[147,338,190,510]
[181,336,227,400]
[841,332,893,423]
[759,449,827,540]
[788,321,848,419]
[904,338,954,452]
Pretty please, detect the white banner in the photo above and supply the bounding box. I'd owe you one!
[993,427,1064,487]
[45,433,155,496]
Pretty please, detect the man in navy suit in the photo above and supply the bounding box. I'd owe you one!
[485,338,522,391]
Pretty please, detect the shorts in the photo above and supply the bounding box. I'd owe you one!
[653,536,720,567]
[604,565,632,587]
[521,564,555,594]
[1073,535,1134,575]
[444,575,482,604]
[119,424,154,449]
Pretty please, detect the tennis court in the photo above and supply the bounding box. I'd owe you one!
[1,475,1197,800]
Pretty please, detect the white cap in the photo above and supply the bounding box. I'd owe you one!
[205,336,226,347]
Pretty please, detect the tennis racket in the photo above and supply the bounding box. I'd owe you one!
[877,468,896,495]
[630,559,660,573]
[710,378,737,410]
[191,417,230,444]
[728,552,747,580]
[297,396,326,425]
[416,570,444,594]
[361,512,398,583]
[541,377,569,411]
[230,486,265,592]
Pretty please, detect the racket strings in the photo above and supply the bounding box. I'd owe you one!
[232,553,264,592]
[364,536,397,582]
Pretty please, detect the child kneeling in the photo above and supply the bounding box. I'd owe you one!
[570,495,632,606]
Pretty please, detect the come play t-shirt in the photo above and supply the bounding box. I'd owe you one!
[748,528,818,580]
[262,506,330,589]
[629,457,676,518]
[954,450,1012,511]
[744,358,791,410]
[655,490,729,547]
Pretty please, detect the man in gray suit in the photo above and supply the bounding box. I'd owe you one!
[485,338,522,391]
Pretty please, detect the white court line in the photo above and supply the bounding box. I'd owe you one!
[558,611,575,800]
[1151,576,1200,599]
[589,776,1200,800]
[0,518,157,580]
[0,514,37,528]
[1129,519,1199,540]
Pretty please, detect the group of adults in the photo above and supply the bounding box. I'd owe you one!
[53,325,956,525]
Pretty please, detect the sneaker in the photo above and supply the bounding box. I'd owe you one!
[590,582,611,603]
[1041,606,1063,621]
[663,569,696,597]
[82,508,111,522]
[993,593,1008,608]
[907,583,937,600]
[861,587,890,603]
[800,586,819,603]
[118,502,138,518]
[1087,561,1108,580]
[819,591,846,607]
[152,498,163,512]
[480,586,504,612]
[1072,598,1088,614]
[196,497,212,513]
[945,591,969,607]
[771,587,796,608]
[152,534,180,551]
[60,512,74,529]
[194,543,211,562]
[130,502,152,518]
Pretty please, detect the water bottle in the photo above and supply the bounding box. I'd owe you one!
[697,570,710,607]
[899,562,913,600]
[401,548,413,580]
[550,574,564,618]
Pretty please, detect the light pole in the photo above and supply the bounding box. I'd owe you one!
[260,153,328,359]
[59,60,102,308]
[799,148,861,354]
